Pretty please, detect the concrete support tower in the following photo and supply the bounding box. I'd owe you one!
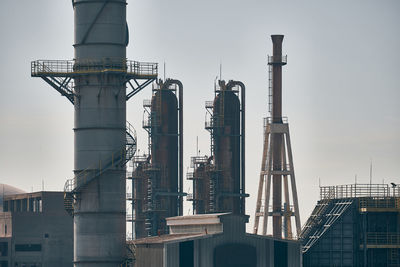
[253,35,301,239]
[31,0,157,265]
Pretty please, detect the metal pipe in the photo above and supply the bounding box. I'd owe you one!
[271,34,284,238]
[226,80,246,215]
[165,79,183,216]
[271,35,284,123]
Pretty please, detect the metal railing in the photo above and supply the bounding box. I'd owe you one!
[258,204,294,214]
[142,118,151,128]
[126,60,158,77]
[143,99,152,107]
[262,164,291,172]
[267,55,287,64]
[31,59,158,77]
[205,101,214,109]
[320,184,400,200]
[142,116,159,128]
[366,232,400,246]
[186,172,204,180]
[205,116,223,129]
[64,147,127,193]
[31,60,74,75]
[264,116,289,125]
[143,163,161,172]
[190,156,209,168]
[359,198,400,210]
[64,122,136,193]
[131,155,149,165]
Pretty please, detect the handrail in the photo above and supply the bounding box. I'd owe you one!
[267,55,288,64]
[264,117,289,125]
[258,204,295,214]
[31,59,158,77]
[205,101,214,109]
[366,232,400,246]
[143,99,152,107]
[64,121,137,193]
[320,184,400,200]
[186,172,204,180]
[190,156,209,168]
[359,197,400,210]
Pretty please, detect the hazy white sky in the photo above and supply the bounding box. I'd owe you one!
[0,0,399,233]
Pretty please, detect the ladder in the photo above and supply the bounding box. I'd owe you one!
[268,65,273,113]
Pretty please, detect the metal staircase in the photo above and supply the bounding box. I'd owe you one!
[63,121,137,216]
[300,198,354,253]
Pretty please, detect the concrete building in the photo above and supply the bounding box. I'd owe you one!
[0,184,26,212]
[0,191,73,267]
[130,213,301,267]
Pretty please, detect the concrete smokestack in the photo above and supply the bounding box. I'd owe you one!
[32,0,158,264]
[73,0,127,265]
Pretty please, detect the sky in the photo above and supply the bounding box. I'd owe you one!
[0,0,399,234]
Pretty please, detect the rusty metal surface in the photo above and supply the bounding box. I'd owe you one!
[150,87,179,234]
[213,85,241,214]
[271,35,284,239]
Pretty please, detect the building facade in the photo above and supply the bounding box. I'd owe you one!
[301,184,400,267]
[131,213,301,267]
[0,191,73,267]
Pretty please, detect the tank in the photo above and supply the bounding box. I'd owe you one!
[148,87,178,235]
[212,83,241,214]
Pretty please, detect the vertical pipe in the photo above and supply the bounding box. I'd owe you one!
[166,79,183,216]
[271,34,284,238]
[131,176,138,240]
[226,81,246,215]
[177,80,184,216]
[241,83,245,215]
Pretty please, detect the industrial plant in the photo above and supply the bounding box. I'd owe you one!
[0,0,398,267]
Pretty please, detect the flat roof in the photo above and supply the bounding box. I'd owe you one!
[130,233,213,245]
[4,191,63,201]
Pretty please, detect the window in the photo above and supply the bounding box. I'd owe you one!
[214,243,256,267]
[274,240,288,267]
[179,241,194,267]
[15,244,41,252]
[3,201,8,212]
[0,242,8,256]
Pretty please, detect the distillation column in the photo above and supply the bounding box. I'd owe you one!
[73,0,127,266]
